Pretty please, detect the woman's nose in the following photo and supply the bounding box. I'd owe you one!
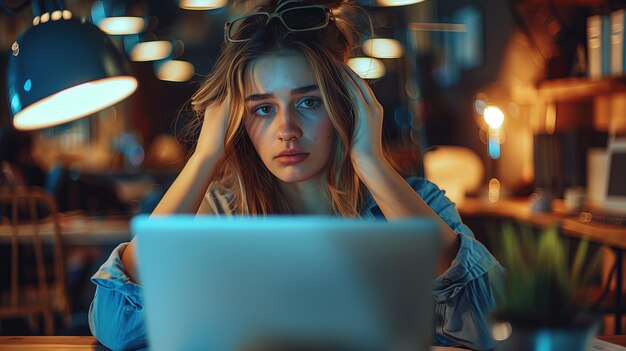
[276,107,302,142]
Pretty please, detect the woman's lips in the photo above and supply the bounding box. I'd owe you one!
[275,153,310,165]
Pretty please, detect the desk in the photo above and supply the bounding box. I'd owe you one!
[598,335,626,347]
[0,336,469,350]
[0,336,107,350]
[0,215,130,246]
[459,197,626,334]
[0,336,624,350]
[459,198,626,249]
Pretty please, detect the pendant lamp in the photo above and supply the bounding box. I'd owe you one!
[6,3,138,130]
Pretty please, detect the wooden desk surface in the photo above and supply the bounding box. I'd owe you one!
[0,336,470,350]
[598,335,626,347]
[459,197,626,250]
[0,336,108,350]
[0,215,130,246]
[1,336,624,350]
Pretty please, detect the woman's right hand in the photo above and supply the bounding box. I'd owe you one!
[194,97,231,161]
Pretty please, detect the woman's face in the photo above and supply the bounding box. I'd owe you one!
[243,52,335,183]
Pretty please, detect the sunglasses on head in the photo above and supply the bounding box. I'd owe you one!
[224,5,333,43]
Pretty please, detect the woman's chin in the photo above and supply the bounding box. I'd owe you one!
[275,173,314,183]
[272,169,322,184]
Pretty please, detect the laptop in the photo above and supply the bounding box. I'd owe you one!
[603,137,626,215]
[132,215,441,351]
[583,137,626,226]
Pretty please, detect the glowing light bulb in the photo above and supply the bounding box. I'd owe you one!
[347,57,385,79]
[484,106,504,129]
[362,38,404,58]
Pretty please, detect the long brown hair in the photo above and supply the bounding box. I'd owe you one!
[189,0,366,216]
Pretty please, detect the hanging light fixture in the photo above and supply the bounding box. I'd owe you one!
[6,0,138,130]
[91,0,145,35]
[98,16,145,35]
[376,0,425,6]
[178,0,227,10]
[130,40,173,61]
[347,57,386,79]
[155,60,195,82]
[362,38,404,59]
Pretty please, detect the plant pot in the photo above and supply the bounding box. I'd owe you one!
[491,318,600,351]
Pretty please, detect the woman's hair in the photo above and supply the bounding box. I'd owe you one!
[188,0,366,216]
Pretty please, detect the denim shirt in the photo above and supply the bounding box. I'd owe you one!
[89,177,503,351]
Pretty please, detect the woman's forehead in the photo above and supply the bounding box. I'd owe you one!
[244,52,317,96]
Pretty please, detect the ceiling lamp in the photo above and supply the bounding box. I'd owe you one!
[7,5,138,130]
[347,57,386,79]
[156,60,195,82]
[362,38,404,59]
[98,16,145,35]
[376,0,425,6]
[91,0,145,35]
[179,0,228,10]
[130,41,173,61]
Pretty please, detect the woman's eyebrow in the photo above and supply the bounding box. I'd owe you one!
[291,84,318,95]
[244,84,319,102]
[245,93,272,102]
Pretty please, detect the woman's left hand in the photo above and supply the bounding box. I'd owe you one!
[341,64,385,168]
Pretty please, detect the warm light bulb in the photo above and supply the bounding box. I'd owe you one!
[347,57,385,79]
[488,178,501,203]
[12,77,137,130]
[376,0,425,6]
[99,17,145,35]
[130,41,172,61]
[484,106,504,129]
[179,0,227,10]
[156,60,195,82]
[362,38,404,58]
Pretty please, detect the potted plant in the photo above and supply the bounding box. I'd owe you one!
[490,223,602,351]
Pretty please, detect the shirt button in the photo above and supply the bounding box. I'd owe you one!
[124,306,133,314]
[442,278,452,286]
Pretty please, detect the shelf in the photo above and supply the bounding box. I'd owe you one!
[537,77,626,102]
[459,197,626,250]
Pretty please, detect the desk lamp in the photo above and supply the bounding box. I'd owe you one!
[6,0,138,130]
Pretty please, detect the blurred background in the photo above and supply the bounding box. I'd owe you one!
[2,0,626,338]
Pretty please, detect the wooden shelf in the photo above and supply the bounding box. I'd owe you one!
[537,77,626,102]
[459,197,626,250]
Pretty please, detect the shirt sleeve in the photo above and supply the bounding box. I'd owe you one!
[407,177,504,350]
[89,242,147,351]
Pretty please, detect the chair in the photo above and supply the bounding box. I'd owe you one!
[0,186,71,335]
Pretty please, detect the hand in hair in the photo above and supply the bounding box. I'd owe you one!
[341,64,385,166]
[195,97,231,161]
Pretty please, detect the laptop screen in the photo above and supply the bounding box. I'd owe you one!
[608,153,626,197]
[605,138,626,213]
[134,215,441,351]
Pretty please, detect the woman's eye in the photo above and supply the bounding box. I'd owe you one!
[297,97,322,111]
[252,104,276,117]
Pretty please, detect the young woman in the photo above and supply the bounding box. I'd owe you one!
[89,1,503,349]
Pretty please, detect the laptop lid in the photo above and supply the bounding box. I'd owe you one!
[133,215,441,351]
